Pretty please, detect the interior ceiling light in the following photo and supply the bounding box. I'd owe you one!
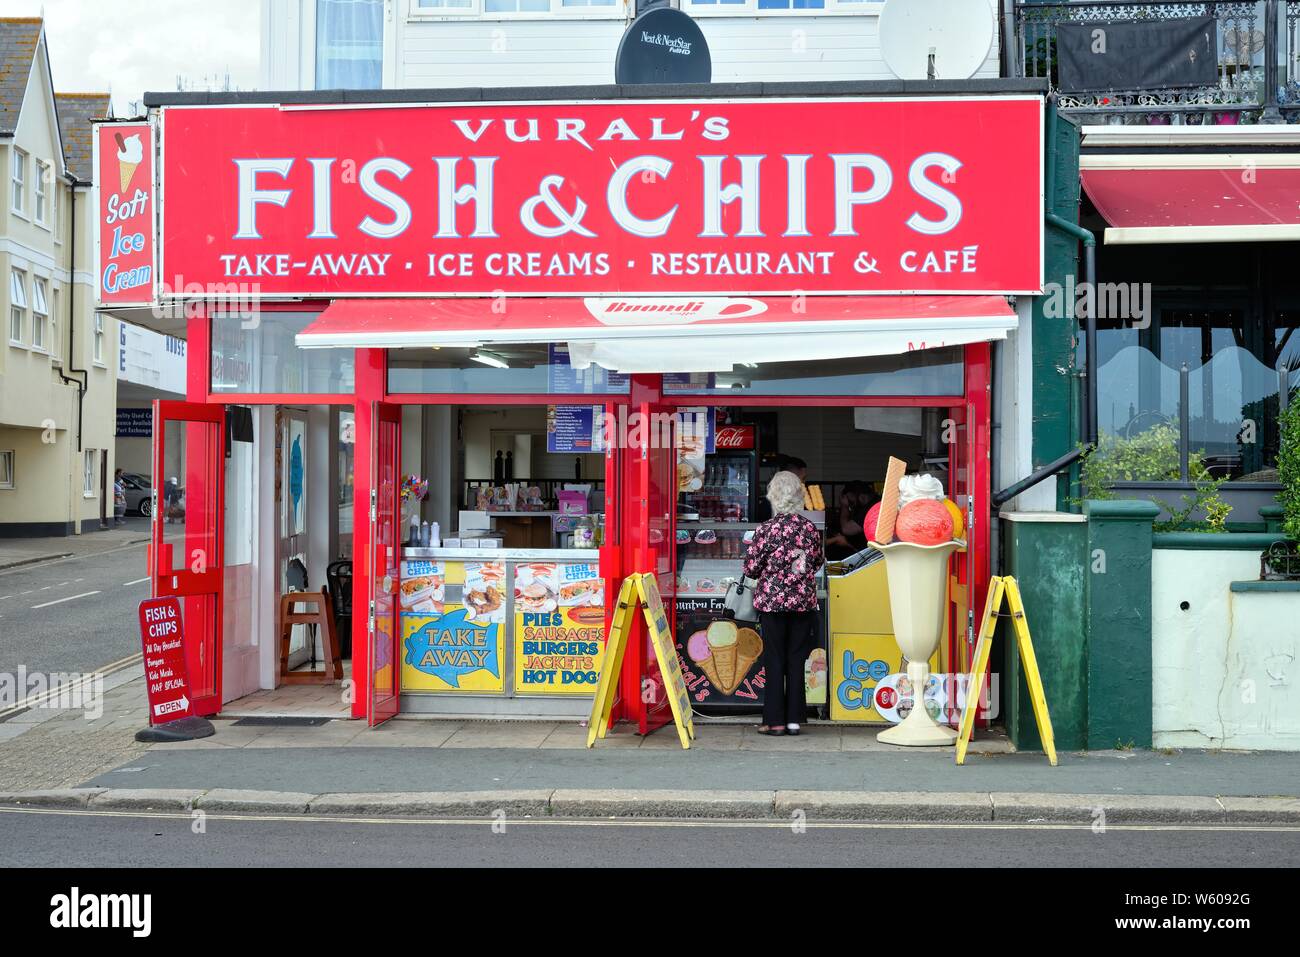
[471,351,509,369]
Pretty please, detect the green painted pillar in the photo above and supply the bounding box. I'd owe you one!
[1260,504,1284,534]
[1083,499,1159,750]
[1000,514,1088,752]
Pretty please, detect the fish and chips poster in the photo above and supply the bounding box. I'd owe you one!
[514,562,606,695]
[401,559,506,694]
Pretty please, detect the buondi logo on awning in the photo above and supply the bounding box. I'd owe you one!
[583,297,768,326]
[156,97,1044,299]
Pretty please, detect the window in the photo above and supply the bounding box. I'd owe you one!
[9,269,26,345]
[52,179,60,240]
[83,450,97,497]
[0,450,13,490]
[34,160,49,225]
[316,0,384,89]
[31,277,48,352]
[11,149,26,214]
[411,0,623,16]
[93,313,105,364]
[684,0,869,13]
[50,286,59,358]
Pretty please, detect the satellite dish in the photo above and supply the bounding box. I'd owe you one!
[879,0,995,81]
[615,8,711,85]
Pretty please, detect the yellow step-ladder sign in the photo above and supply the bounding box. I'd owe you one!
[955,576,1056,766]
[587,573,695,750]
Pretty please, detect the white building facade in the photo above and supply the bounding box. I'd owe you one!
[261,0,1002,91]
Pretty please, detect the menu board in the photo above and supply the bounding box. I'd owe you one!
[514,561,607,695]
[401,558,506,694]
[547,344,629,394]
[547,405,605,454]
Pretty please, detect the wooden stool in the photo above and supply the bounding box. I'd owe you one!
[278,590,343,685]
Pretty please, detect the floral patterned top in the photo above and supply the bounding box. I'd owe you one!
[742,513,825,613]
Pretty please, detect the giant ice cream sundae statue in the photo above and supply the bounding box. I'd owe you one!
[867,458,965,747]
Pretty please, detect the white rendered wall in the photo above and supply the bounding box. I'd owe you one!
[1152,548,1300,750]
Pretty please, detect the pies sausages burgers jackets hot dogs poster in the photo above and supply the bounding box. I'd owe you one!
[514,561,607,694]
[399,557,607,694]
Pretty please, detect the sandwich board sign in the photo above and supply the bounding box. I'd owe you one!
[587,573,695,749]
[136,597,215,741]
[955,576,1056,766]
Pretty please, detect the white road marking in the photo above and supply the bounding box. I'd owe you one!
[123,577,150,586]
[31,590,101,610]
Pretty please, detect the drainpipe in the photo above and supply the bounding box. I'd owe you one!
[992,100,1098,509]
[54,178,88,453]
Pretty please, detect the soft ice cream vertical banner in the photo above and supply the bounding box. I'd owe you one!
[94,121,155,307]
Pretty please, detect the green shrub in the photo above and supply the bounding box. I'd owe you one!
[1076,425,1231,532]
[1279,399,1300,541]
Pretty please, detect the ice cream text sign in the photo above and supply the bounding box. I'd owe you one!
[95,121,155,307]
[159,97,1044,298]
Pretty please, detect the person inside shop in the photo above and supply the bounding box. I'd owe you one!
[824,480,875,560]
[743,470,825,737]
[755,455,808,521]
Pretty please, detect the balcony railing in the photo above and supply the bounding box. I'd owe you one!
[1013,1,1300,123]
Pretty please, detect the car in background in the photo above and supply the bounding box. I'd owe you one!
[120,473,153,516]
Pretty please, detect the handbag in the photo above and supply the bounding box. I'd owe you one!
[723,575,759,622]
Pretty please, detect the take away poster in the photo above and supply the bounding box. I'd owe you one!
[402,559,506,694]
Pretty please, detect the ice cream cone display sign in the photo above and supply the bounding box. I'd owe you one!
[955,576,1056,766]
[94,121,155,307]
[588,573,694,749]
[871,539,962,746]
[687,621,763,696]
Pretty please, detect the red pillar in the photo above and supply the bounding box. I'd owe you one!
[350,348,385,720]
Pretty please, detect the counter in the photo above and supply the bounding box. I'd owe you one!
[399,547,605,699]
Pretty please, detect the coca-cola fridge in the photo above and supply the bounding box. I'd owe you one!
[678,425,758,522]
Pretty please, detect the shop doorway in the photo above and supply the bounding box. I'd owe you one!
[150,401,226,717]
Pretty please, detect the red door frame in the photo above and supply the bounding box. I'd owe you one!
[150,399,226,717]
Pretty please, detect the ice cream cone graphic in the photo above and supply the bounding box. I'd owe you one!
[115,132,143,195]
[730,628,763,694]
[697,655,724,690]
[706,621,739,692]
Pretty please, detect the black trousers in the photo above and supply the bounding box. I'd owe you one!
[758,610,818,727]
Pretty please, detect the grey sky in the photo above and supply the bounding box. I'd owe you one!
[10,0,260,115]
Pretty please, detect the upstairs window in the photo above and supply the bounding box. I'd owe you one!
[316,0,384,89]
[35,160,49,225]
[32,277,48,352]
[11,149,26,215]
[9,269,26,345]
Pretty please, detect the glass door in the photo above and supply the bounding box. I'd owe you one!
[638,401,677,736]
[368,402,402,726]
[150,401,226,716]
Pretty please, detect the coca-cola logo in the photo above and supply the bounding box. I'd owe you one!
[714,426,754,449]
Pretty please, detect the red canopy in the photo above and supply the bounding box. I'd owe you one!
[1082,165,1300,243]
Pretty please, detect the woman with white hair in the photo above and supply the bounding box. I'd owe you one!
[742,469,824,736]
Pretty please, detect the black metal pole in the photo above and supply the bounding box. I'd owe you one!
[1179,363,1191,482]
[1264,0,1283,123]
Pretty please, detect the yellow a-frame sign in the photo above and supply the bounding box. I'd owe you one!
[586,573,695,750]
[955,576,1056,766]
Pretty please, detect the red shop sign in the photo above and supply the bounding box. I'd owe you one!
[159,97,1043,299]
[94,121,155,307]
[137,597,194,724]
[714,425,755,449]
